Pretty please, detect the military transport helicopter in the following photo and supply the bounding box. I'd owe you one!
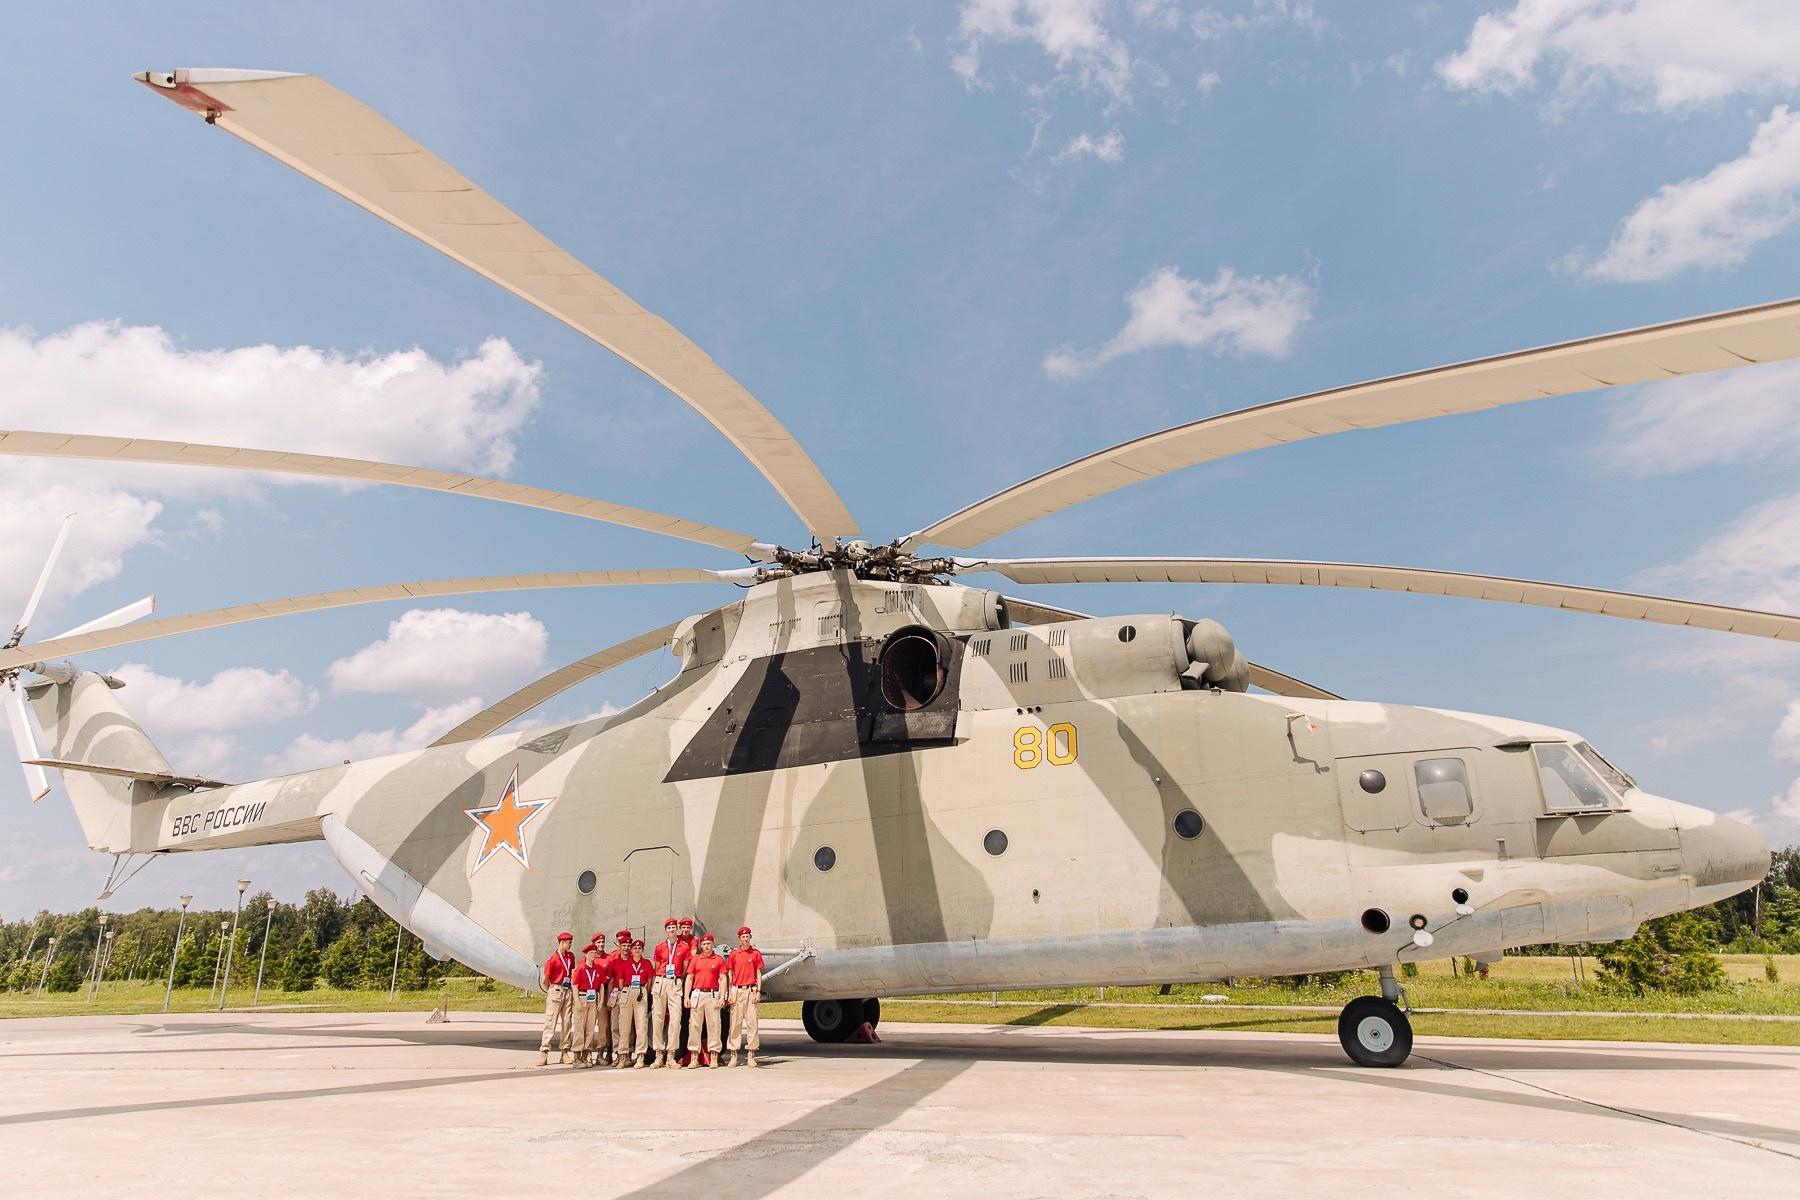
[1,68,1788,1067]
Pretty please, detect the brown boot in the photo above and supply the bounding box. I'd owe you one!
[729,1052,741,1067]
[747,1053,759,1068]
[536,1051,548,1067]
[559,1051,572,1065]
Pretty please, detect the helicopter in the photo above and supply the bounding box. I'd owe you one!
[0,67,1788,1067]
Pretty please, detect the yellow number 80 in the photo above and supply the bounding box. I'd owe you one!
[1014,723,1077,768]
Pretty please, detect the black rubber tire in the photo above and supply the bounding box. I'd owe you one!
[1337,996,1413,1067]
[801,998,866,1043]
[863,998,881,1029]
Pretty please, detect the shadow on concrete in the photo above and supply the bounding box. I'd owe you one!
[614,1057,972,1200]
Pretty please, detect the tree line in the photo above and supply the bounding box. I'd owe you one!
[0,888,462,995]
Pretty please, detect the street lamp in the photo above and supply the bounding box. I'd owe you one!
[164,894,193,1013]
[209,920,227,1002]
[85,913,109,1001]
[219,879,249,1011]
[89,929,115,1002]
[35,937,56,996]
[253,898,278,1006]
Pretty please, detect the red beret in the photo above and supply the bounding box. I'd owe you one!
[700,932,715,942]
[582,943,598,954]
[615,928,632,941]
[679,917,694,926]
[556,931,573,941]
[737,926,752,936]
[632,939,645,949]
[664,917,679,929]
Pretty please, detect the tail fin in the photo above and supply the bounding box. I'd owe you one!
[25,670,176,852]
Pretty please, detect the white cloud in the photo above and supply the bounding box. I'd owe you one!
[1648,490,1800,614]
[1775,699,1800,763]
[110,662,317,737]
[1577,106,1800,282]
[1131,0,1183,31]
[1,321,541,479]
[263,698,485,776]
[0,484,162,633]
[1196,70,1222,96]
[1597,361,1800,476]
[327,607,548,698]
[1054,127,1127,163]
[1773,776,1800,832]
[1437,0,1800,110]
[952,0,1136,102]
[1191,1,1330,43]
[1044,265,1316,379]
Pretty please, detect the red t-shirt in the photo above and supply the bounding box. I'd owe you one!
[613,956,654,990]
[652,939,691,982]
[686,953,726,991]
[726,947,765,987]
[572,963,606,995]
[542,950,575,987]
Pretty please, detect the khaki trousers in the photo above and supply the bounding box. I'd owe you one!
[650,977,683,1052]
[572,997,601,1057]
[538,984,573,1052]
[687,991,723,1059]
[729,987,760,1052]
[613,987,649,1062]
[594,987,613,1059]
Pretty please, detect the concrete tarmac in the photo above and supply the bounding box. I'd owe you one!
[1,1011,1794,1198]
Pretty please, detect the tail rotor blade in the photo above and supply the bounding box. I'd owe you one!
[49,595,156,642]
[4,681,51,802]
[9,513,76,648]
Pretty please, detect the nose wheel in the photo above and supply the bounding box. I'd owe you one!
[1337,995,1413,1067]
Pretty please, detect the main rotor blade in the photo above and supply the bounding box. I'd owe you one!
[430,621,682,746]
[958,556,1800,641]
[907,297,1800,549]
[10,512,76,647]
[0,432,761,555]
[0,569,733,673]
[5,682,51,802]
[1000,594,1339,698]
[135,68,857,543]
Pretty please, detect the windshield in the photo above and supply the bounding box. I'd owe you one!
[1534,742,1622,812]
[1574,741,1635,793]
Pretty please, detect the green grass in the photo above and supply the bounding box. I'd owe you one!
[9,956,1800,1047]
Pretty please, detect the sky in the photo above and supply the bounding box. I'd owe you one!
[2,0,1799,917]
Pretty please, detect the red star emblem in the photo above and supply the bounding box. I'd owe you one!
[464,766,554,873]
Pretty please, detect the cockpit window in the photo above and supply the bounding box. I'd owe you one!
[1535,743,1624,813]
[1574,741,1635,794]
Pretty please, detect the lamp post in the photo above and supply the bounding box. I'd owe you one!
[253,898,278,1006]
[219,878,249,1010]
[209,920,227,1002]
[35,937,55,996]
[163,894,192,1013]
[388,923,405,999]
[89,929,115,1002]
[85,914,109,1001]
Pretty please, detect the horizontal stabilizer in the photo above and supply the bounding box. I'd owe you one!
[26,757,228,790]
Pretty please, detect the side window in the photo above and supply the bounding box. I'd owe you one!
[1415,757,1473,824]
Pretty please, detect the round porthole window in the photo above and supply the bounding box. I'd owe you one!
[1359,769,1386,794]
[1361,908,1391,935]
[983,829,1008,856]
[813,846,837,873]
[1117,624,1137,643]
[576,869,596,895]
[1173,809,1203,839]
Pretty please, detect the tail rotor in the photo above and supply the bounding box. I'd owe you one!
[2,514,155,801]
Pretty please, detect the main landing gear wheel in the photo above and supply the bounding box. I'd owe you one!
[1337,996,1413,1067]
[862,997,880,1029]
[802,998,866,1043]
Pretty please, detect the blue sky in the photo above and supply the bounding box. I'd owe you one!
[2,1,1799,915]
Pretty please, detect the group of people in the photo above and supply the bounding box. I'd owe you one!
[537,916,766,1069]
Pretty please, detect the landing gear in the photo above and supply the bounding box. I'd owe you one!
[801,997,881,1042]
[802,998,865,1043]
[1338,966,1413,1067]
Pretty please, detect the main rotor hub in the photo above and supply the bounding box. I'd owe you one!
[753,541,958,584]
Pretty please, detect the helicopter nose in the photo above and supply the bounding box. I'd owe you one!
[1679,807,1770,901]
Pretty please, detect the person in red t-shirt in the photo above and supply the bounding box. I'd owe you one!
[677,916,697,955]
[537,931,576,1066]
[597,927,631,1064]
[571,944,607,1068]
[725,925,767,1068]
[610,939,654,1067]
[683,933,728,1068]
[649,917,690,1068]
